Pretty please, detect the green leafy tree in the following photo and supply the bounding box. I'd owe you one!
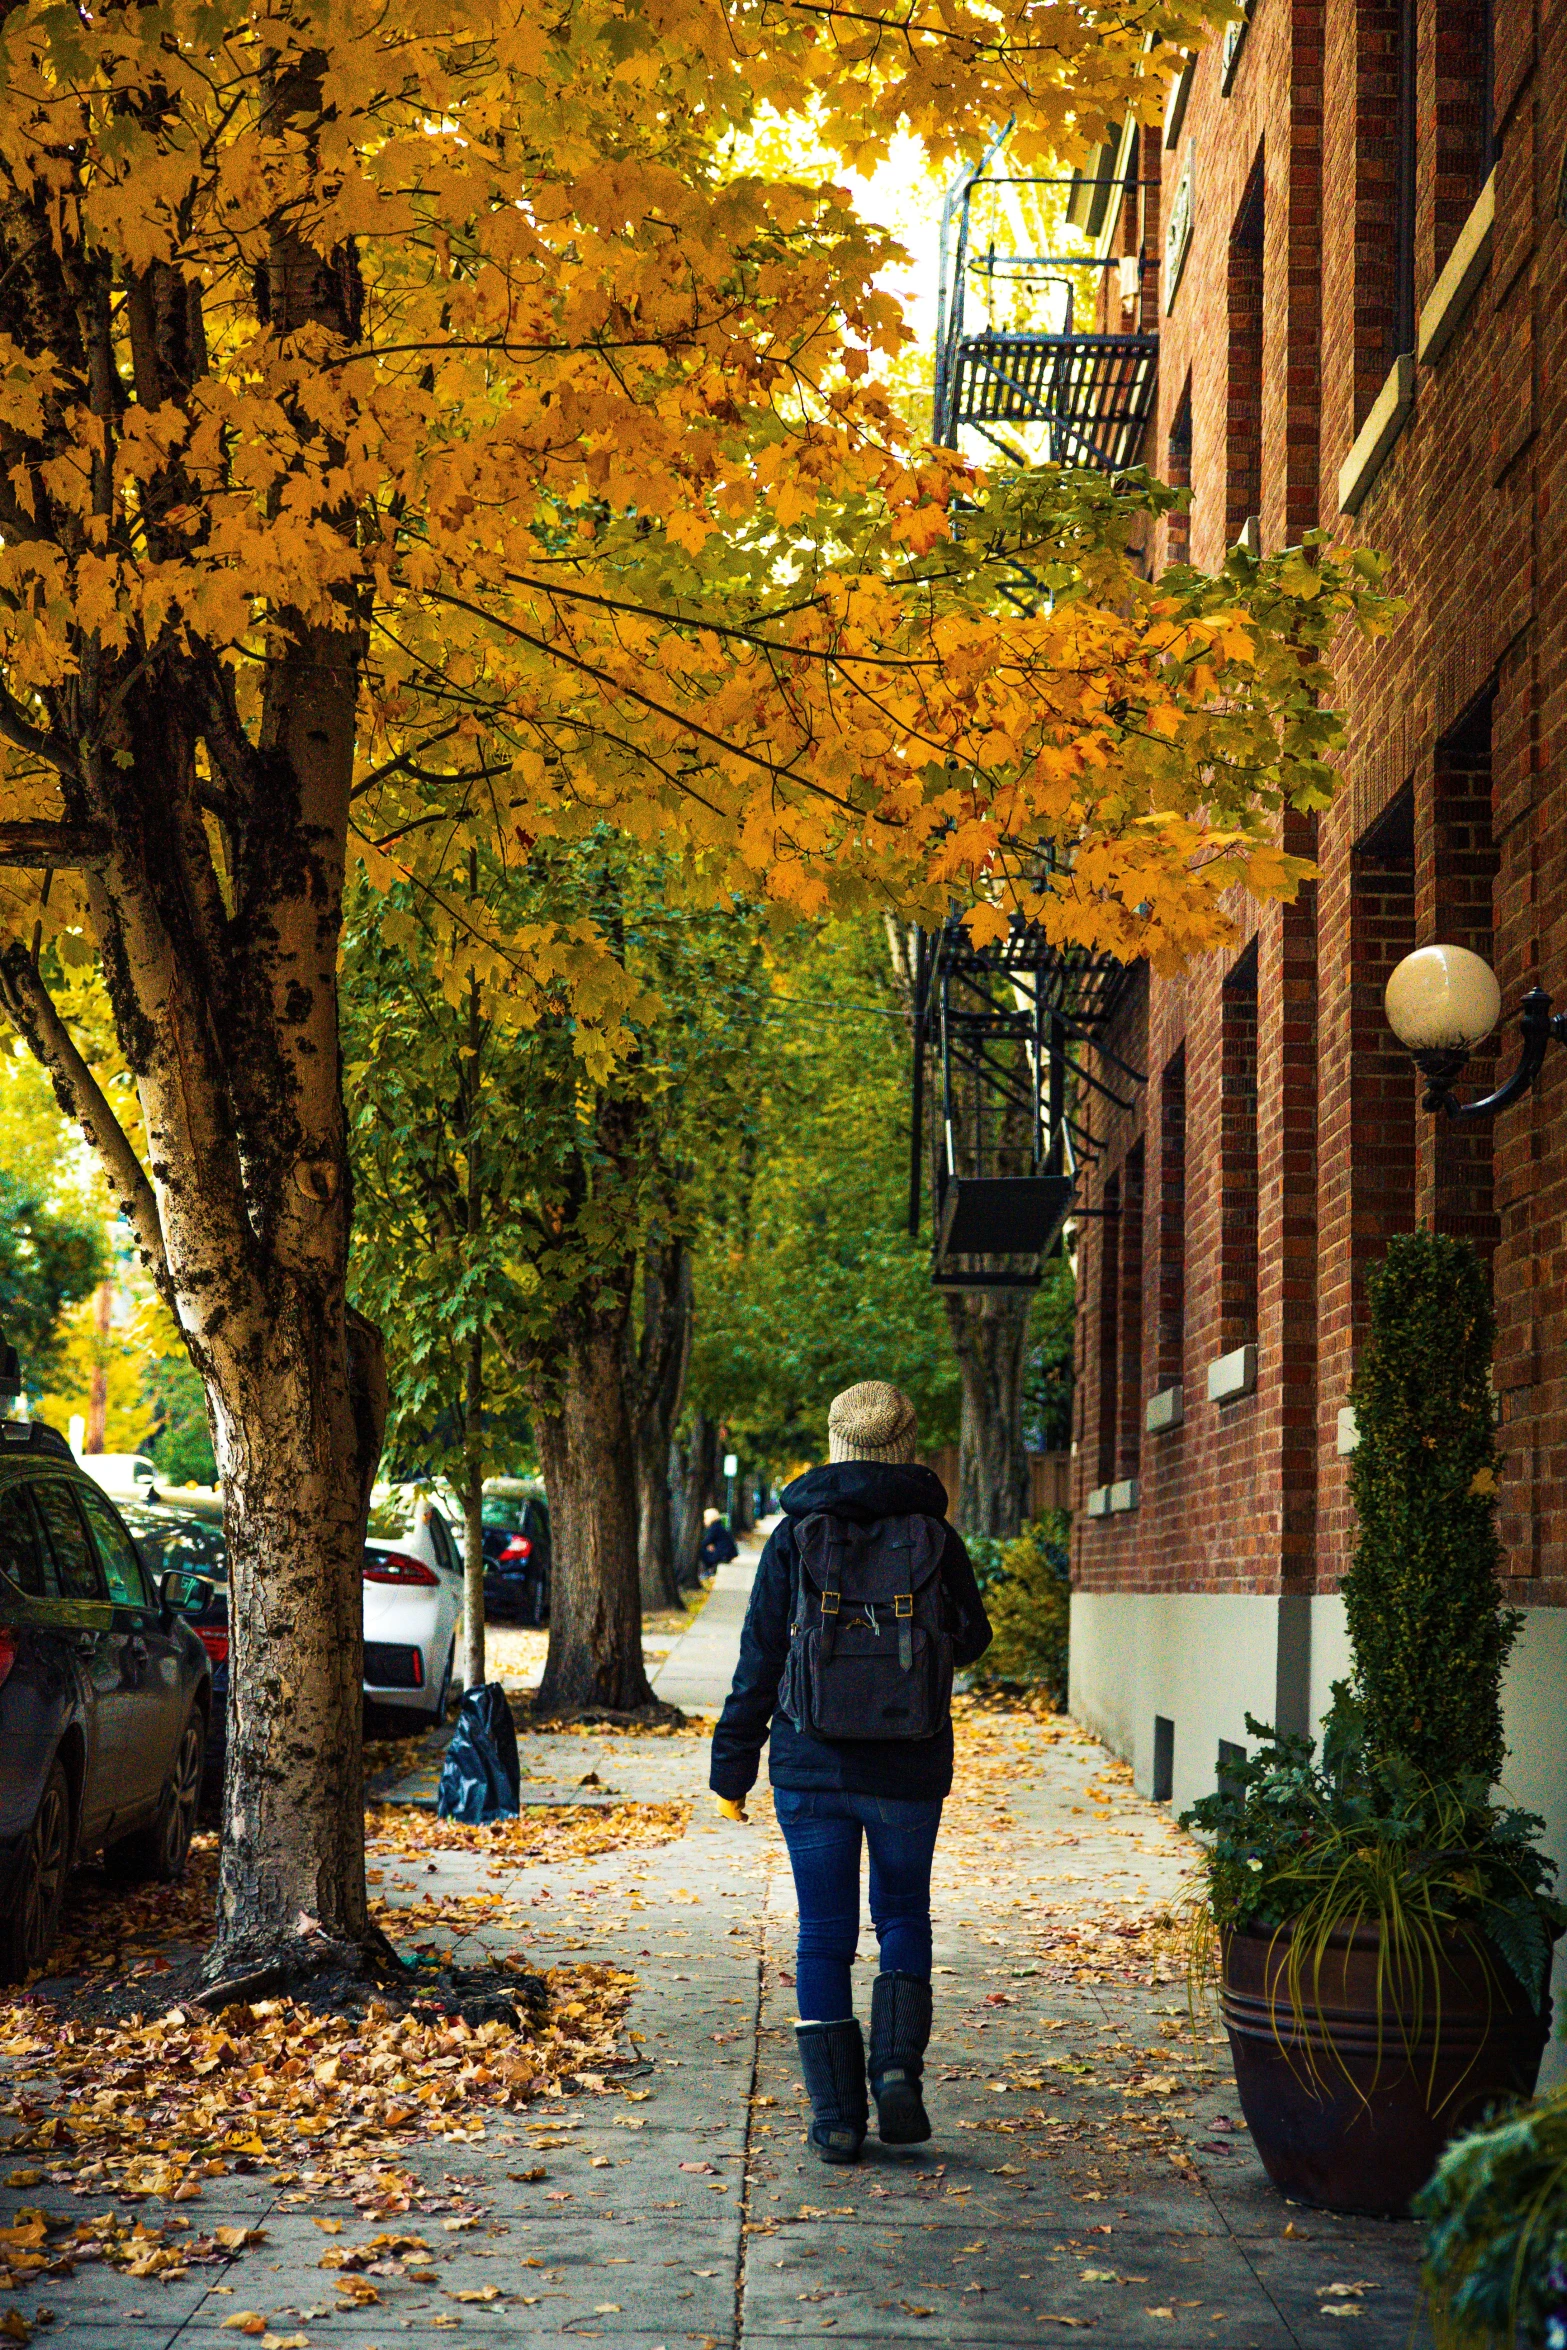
[345,839,766,1707]
[1345,1229,1516,1786]
[688,920,961,1476]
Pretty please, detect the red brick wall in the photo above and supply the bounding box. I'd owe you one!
[1072,0,1567,1613]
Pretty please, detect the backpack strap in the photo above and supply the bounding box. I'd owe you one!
[818,1525,844,1659]
[894,1526,914,1670]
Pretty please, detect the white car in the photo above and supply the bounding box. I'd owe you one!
[363,1493,465,1722]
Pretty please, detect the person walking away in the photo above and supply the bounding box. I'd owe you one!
[698,1508,739,1578]
[709,1381,991,2163]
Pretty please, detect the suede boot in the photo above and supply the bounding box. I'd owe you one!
[868,1972,933,2144]
[795,2018,868,2163]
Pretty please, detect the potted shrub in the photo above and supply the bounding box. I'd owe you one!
[1183,1230,1563,2217]
[1415,2084,1567,2346]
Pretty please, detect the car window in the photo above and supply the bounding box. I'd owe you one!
[32,1481,106,1602]
[0,1486,54,1598]
[79,1487,156,1609]
[481,1496,516,1529]
[430,1512,458,1574]
[130,1516,228,1583]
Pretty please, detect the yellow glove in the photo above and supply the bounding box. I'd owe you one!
[715,1796,749,1824]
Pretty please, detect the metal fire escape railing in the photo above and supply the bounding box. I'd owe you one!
[932,126,1159,471]
[908,913,1146,1291]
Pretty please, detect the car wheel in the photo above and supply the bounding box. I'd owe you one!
[435,1639,455,1722]
[104,1713,206,1886]
[0,1759,73,1984]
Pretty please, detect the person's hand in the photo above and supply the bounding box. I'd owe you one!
[715,1796,749,1824]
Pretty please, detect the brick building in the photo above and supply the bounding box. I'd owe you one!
[1061,0,1567,2070]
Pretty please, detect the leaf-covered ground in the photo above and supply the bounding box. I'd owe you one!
[0,1706,1434,2345]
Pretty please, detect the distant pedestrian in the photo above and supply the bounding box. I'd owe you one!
[698,1508,739,1577]
[710,1381,991,2163]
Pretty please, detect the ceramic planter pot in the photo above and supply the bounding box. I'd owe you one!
[1221,1923,1550,2218]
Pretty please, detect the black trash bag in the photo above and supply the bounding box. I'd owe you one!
[435,1683,521,1823]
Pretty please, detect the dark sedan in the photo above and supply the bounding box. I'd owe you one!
[0,1420,213,1980]
[481,1491,552,1625]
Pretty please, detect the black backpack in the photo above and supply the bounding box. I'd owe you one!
[778,1511,954,1742]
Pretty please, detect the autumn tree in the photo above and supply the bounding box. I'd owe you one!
[0,0,1391,1977]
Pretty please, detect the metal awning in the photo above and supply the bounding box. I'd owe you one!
[908,914,1144,1290]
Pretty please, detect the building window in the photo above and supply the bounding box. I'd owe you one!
[1165,137,1195,309]
[1354,0,1417,422]
[1117,1142,1146,1480]
[1166,374,1192,567]
[1350,786,1417,1329]
[1220,942,1259,1352]
[1095,1173,1122,1488]
[1227,150,1265,546]
[1434,0,1497,272]
[1424,690,1498,1253]
[1158,1048,1187,1386]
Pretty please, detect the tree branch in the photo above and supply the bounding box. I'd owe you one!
[0,820,112,869]
[0,939,169,1289]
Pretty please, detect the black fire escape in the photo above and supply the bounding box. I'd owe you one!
[908,916,1144,1291]
[932,124,1159,471]
[913,127,1156,1289]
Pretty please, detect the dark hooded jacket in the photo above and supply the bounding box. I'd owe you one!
[708,1461,992,1802]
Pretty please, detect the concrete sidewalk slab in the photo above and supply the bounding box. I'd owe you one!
[651,1560,757,1711]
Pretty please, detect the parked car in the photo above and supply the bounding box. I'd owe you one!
[363,1493,464,1725]
[119,1505,230,1816]
[77,1452,162,1501]
[481,1488,552,1625]
[120,1488,465,1792]
[0,1419,214,1980]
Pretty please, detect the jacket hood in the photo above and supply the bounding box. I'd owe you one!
[779,1460,948,1524]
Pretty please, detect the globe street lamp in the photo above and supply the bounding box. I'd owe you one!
[1385,944,1567,1119]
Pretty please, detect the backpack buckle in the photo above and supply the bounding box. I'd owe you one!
[894,1594,913,1618]
[821,1591,840,1615]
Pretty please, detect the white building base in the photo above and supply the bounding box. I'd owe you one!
[1069,1589,1567,2091]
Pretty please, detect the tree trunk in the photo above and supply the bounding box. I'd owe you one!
[534,1280,656,1715]
[674,1409,719,1586]
[462,1324,486,1692]
[215,1313,377,1973]
[0,59,384,1979]
[943,1287,1032,1538]
[629,1227,692,1615]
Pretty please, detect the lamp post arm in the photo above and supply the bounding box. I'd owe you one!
[1422,985,1559,1120]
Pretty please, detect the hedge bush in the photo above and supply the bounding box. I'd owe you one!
[1345,1227,1518,1787]
[969,1512,1070,1703]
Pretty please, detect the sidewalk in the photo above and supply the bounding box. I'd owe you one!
[0,1597,1435,2348]
[650,1556,758,1712]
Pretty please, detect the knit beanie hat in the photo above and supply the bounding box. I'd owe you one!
[827,1380,919,1465]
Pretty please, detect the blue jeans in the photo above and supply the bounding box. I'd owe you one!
[773,1789,944,2022]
